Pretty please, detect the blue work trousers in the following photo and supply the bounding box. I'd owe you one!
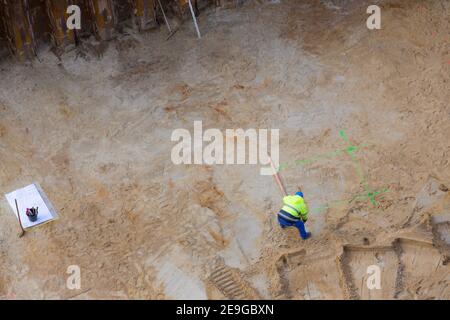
[278,216,309,239]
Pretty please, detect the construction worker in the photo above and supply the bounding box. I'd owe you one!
[278,191,311,240]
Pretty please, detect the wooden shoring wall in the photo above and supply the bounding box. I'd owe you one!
[45,0,75,50]
[0,0,178,60]
[131,0,156,31]
[0,0,37,61]
[88,0,117,41]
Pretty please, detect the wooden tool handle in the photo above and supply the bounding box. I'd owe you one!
[269,156,287,196]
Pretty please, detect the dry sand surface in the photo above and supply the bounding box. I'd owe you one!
[0,0,449,299]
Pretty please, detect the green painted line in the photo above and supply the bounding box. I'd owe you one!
[311,187,390,213]
[278,130,387,213]
[277,142,369,173]
[339,130,378,205]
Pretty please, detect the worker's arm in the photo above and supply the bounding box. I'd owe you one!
[300,204,309,222]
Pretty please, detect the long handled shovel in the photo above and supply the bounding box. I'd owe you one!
[269,156,287,196]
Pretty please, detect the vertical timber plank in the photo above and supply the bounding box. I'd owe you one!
[88,0,116,41]
[1,0,37,61]
[131,0,156,31]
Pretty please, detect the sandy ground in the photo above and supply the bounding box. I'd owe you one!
[0,0,449,299]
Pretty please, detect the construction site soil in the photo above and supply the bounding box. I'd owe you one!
[0,0,449,299]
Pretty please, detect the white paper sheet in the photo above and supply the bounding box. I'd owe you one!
[5,183,57,229]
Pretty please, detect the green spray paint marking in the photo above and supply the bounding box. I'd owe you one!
[277,143,368,172]
[277,130,387,212]
[310,187,390,213]
[339,130,379,206]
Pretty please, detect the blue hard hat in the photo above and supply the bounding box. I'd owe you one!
[295,191,304,197]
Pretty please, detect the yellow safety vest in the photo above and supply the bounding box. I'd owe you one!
[281,195,308,221]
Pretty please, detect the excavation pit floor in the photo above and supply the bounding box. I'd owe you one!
[0,0,449,299]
